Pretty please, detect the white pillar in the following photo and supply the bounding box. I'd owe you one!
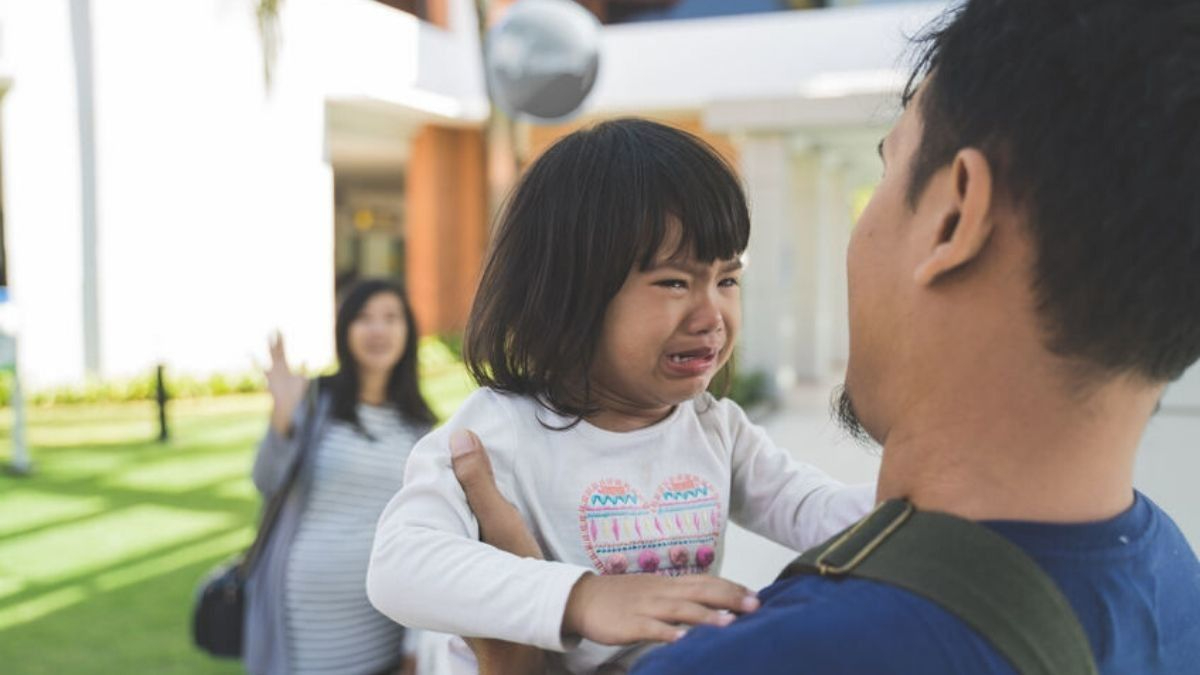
[782,142,842,383]
[739,132,797,393]
[787,144,825,382]
[823,151,857,368]
[739,134,849,389]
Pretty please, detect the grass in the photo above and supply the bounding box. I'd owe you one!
[0,366,476,674]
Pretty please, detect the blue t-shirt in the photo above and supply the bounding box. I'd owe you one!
[632,492,1200,674]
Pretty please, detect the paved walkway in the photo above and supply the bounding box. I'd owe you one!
[720,382,1200,590]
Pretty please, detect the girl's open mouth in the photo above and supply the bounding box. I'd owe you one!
[664,347,719,376]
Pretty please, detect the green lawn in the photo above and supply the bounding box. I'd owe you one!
[0,368,475,674]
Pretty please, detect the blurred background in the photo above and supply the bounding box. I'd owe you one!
[0,0,1195,672]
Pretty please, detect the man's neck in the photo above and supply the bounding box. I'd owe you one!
[874,370,1161,523]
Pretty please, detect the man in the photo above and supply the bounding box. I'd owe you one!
[454,0,1200,672]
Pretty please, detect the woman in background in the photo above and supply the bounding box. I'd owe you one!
[246,279,436,675]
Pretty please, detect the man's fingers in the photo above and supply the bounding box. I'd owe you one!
[450,429,544,560]
[463,636,546,675]
[450,430,499,499]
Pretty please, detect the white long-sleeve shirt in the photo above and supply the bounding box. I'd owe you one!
[367,388,874,674]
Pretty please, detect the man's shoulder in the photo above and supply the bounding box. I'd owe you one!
[633,574,1015,675]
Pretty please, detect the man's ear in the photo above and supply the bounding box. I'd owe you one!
[913,148,995,286]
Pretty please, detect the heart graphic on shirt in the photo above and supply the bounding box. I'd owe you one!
[577,475,722,577]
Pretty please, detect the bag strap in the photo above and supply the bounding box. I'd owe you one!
[237,381,321,579]
[777,500,1098,675]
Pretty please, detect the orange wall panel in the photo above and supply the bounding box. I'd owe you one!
[527,114,739,169]
[405,125,487,336]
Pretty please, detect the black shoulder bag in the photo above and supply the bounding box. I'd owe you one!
[777,499,1099,675]
[191,384,318,659]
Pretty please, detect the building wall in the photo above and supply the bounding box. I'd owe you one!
[583,2,946,115]
[0,0,487,387]
[85,0,335,382]
[0,1,88,387]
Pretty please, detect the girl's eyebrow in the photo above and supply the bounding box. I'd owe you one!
[647,258,744,275]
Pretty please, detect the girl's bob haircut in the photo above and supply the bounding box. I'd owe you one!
[464,118,750,420]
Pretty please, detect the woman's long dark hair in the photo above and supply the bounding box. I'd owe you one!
[322,278,437,433]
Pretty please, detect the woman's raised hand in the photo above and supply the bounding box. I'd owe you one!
[266,331,308,436]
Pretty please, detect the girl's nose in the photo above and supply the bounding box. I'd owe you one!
[687,292,724,335]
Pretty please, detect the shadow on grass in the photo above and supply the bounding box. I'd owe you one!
[1,546,249,674]
[0,398,269,674]
[0,376,473,674]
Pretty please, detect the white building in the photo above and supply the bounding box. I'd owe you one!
[0,0,490,388]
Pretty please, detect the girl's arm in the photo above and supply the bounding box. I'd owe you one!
[367,392,762,651]
[366,393,594,651]
[725,400,876,552]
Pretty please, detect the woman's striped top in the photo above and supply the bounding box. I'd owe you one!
[285,403,420,675]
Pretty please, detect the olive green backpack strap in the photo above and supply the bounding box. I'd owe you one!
[777,500,1099,675]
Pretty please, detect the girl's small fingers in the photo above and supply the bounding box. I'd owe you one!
[675,576,757,613]
[652,600,736,629]
[628,617,687,645]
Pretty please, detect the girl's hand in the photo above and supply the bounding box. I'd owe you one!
[562,572,759,646]
[265,331,308,436]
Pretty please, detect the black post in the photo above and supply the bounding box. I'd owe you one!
[156,363,169,443]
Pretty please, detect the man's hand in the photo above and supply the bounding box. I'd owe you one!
[450,430,548,675]
[451,430,545,559]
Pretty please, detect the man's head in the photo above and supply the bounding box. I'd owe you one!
[842,0,1200,443]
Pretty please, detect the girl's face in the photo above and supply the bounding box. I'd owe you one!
[348,292,409,379]
[589,243,743,426]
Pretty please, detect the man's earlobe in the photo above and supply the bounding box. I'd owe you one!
[913,148,994,286]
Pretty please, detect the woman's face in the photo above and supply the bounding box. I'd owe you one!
[348,292,409,378]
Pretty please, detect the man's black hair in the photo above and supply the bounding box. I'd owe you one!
[905,0,1200,382]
